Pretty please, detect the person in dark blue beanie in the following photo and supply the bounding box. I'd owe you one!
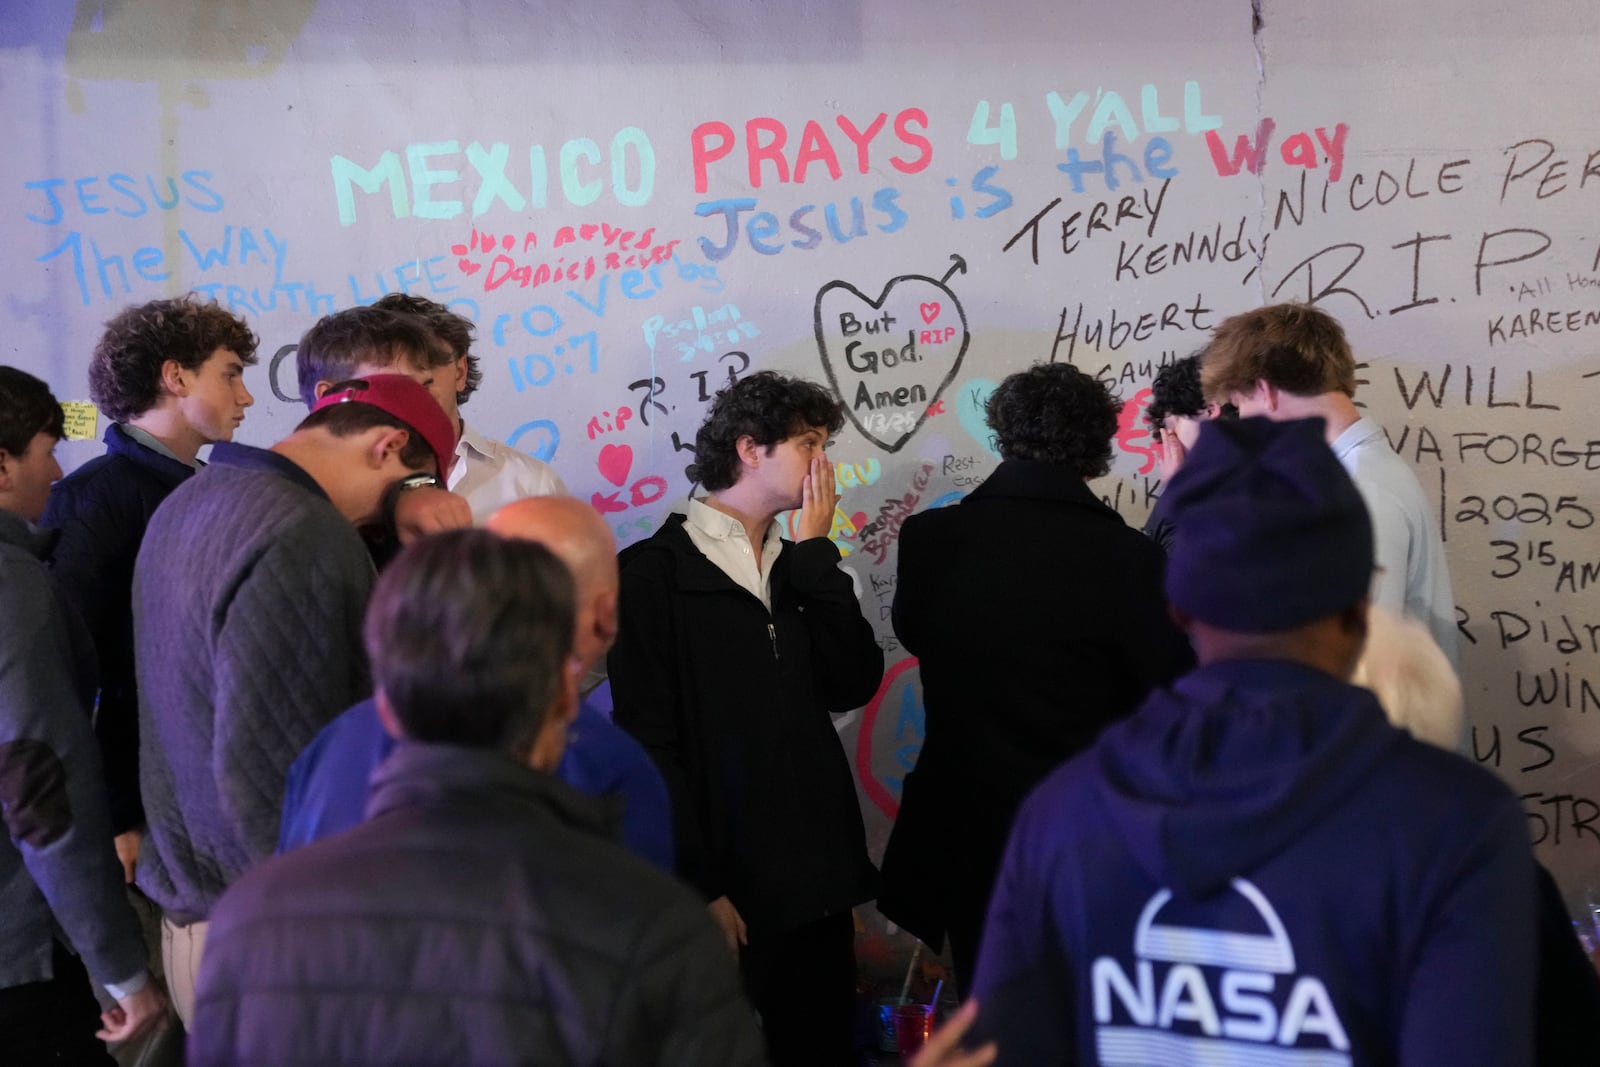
[967,416,1539,1067]
[1164,415,1374,634]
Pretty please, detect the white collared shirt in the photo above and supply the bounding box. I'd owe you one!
[683,497,782,610]
[447,421,568,524]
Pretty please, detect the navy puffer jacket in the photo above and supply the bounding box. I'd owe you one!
[192,743,767,1067]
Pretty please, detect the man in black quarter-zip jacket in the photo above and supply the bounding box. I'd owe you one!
[609,371,884,1067]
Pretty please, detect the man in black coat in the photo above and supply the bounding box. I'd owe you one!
[879,362,1194,994]
[609,371,884,1067]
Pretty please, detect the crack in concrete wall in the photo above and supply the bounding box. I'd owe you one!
[1249,0,1269,302]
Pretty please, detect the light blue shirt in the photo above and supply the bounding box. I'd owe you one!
[1332,418,1460,677]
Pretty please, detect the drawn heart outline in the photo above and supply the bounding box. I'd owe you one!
[597,443,633,486]
[813,269,970,454]
[919,302,941,324]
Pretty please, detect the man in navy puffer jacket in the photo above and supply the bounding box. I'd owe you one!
[192,529,764,1067]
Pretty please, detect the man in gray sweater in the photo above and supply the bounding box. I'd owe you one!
[133,360,456,1028]
[0,367,166,1061]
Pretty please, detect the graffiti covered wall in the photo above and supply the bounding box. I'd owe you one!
[5,0,1599,973]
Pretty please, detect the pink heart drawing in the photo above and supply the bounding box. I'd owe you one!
[919,302,941,324]
[458,258,480,275]
[597,443,633,487]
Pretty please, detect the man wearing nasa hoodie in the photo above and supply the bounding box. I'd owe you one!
[969,417,1536,1067]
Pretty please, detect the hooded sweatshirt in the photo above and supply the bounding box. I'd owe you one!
[971,659,1536,1067]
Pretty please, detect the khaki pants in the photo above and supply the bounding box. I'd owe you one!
[110,890,182,1067]
[159,916,209,1030]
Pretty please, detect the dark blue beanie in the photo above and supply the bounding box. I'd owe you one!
[1164,416,1373,632]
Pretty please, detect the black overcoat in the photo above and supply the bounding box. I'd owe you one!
[609,514,883,935]
[879,458,1193,957]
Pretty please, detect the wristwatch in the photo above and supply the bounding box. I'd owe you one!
[381,472,445,535]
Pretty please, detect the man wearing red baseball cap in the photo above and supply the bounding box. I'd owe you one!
[131,358,456,1030]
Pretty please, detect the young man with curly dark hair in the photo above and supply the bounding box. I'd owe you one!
[1139,351,1235,552]
[879,361,1193,997]
[42,295,258,856]
[608,370,884,1067]
[1143,352,1225,467]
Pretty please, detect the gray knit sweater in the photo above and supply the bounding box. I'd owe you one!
[133,443,374,921]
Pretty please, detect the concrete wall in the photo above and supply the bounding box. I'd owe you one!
[5,0,1597,965]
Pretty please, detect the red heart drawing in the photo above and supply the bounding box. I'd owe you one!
[458,258,480,275]
[851,511,868,531]
[597,443,633,487]
[919,302,941,324]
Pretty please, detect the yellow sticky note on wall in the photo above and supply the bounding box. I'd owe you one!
[61,401,99,441]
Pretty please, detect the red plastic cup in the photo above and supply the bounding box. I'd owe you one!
[893,1003,934,1058]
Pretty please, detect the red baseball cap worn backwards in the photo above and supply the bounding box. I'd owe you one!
[311,374,458,479]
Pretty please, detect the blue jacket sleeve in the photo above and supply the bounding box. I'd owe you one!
[277,701,391,854]
[558,705,676,872]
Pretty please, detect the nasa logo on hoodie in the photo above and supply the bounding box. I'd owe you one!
[1092,878,1351,1065]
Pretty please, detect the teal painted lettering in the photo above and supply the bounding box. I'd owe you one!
[1183,81,1222,133]
[1140,84,1180,133]
[612,127,655,207]
[1086,90,1139,144]
[407,141,464,220]
[528,145,548,208]
[560,138,603,207]
[967,100,1018,160]
[331,151,408,226]
[1046,91,1091,148]
[466,141,526,216]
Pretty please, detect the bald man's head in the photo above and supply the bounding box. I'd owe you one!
[487,496,619,672]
